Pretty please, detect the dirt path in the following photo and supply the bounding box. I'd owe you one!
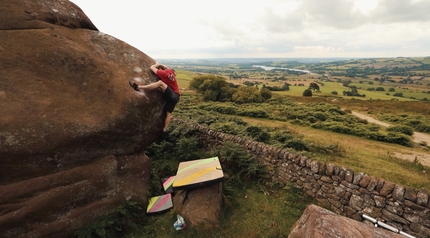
[351,111,430,167]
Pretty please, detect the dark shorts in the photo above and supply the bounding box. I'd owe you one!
[164,86,180,113]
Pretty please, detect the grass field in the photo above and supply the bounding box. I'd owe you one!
[177,68,429,101]
[123,63,430,238]
[133,184,313,238]
[176,71,430,189]
[209,109,430,189]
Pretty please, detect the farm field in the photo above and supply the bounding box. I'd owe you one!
[171,57,430,101]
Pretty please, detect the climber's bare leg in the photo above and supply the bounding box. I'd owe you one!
[163,112,172,132]
[138,81,167,92]
[137,81,171,131]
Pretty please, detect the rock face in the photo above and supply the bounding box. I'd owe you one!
[288,204,405,238]
[1,154,151,238]
[173,182,223,230]
[0,0,165,237]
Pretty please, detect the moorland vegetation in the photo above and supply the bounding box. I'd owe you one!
[75,57,430,238]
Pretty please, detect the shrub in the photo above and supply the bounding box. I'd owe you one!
[272,129,294,143]
[260,87,273,100]
[303,89,313,97]
[309,142,345,156]
[206,104,237,115]
[365,131,388,142]
[232,86,264,103]
[246,126,263,138]
[214,142,267,184]
[386,125,414,136]
[256,131,271,143]
[190,74,234,101]
[283,138,309,151]
[385,133,412,146]
[314,112,328,121]
[212,122,241,135]
[246,126,271,143]
[328,106,347,115]
[417,124,430,133]
[74,202,144,238]
[237,109,268,118]
[176,136,200,161]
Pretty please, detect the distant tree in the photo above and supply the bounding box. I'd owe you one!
[243,81,255,86]
[343,91,352,96]
[232,86,264,103]
[228,82,239,89]
[189,74,233,101]
[331,91,338,95]
[375,87,385,91]
[309,82,320,91]
[189,76,206,89]
[393,92,404,97]
[303,89,313,97]
[389,88,395,92]
[281,83,290,91]
[260,87,272,101]
[342,80,352,87]
[350,86,358,95]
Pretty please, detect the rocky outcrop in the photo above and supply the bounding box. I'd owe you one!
[288,204,404,238]
[0,0,98,30]
[1,0,165,237]
[173,182,223,230]
[1,154,151,238]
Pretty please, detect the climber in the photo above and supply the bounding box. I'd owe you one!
[129,63,180,132]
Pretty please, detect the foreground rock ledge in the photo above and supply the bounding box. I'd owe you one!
[288,204,404,238]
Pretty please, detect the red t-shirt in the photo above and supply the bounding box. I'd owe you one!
[157,68,180,95]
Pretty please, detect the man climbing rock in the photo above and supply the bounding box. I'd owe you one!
[130,63,180,132]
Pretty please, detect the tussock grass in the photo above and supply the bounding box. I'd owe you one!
[173,86,430,190]
[128,70,430,238]
[238,115,430,189]
[132,184,313,238]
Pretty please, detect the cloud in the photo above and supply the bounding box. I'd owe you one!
[258,7,305,33]
[373,0,430,23]
[70,0,430,59]
[301,0,367,29]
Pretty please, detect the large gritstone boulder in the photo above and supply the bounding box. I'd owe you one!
[0,0,165,237]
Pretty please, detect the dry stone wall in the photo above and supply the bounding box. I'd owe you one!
[173,118,430,238]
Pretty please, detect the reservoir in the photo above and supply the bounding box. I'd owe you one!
[252,65,311,74]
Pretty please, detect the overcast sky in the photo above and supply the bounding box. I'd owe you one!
[69,0,430,60]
